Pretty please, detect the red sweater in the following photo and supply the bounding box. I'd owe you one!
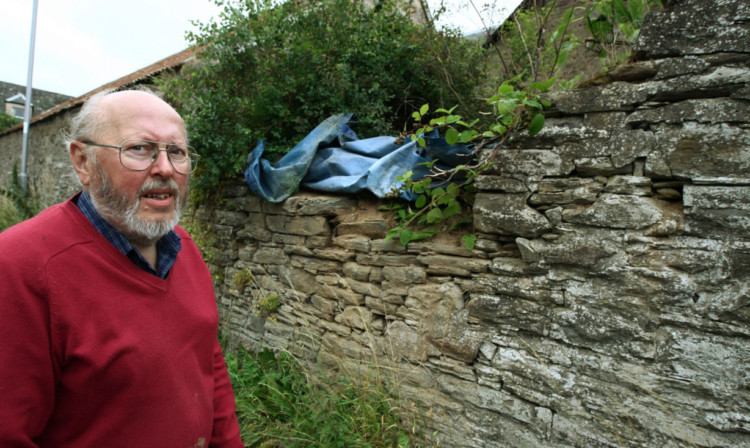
[0,198,243,447]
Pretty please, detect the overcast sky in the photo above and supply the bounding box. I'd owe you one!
[1,0,520,98]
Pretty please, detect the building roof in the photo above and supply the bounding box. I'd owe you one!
[0,47,195,136]
[0,82,71,111]
[5,93,27,105]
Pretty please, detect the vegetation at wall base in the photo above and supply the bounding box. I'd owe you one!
[225,347,426,447]
[0,162,40,232]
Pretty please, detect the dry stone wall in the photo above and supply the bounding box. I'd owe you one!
[0,112,80,207]
[202,1,749,446]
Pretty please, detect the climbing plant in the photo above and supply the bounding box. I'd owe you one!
[384,77,554,249]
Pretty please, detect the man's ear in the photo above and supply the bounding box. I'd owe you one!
[70,141,94,186]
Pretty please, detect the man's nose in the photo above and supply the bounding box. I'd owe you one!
[149,148,175,176]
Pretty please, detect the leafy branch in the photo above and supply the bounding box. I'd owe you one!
[384,78,552,249]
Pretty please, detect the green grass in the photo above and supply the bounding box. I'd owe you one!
[225,347,424,448]
[0,193,26,231]
[0,163,40,232]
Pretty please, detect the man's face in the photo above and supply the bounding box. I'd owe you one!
[84,92,190,244]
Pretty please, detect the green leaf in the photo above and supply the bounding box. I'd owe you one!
[435,105,457,114]
[385,227,400,242]
[432,187,446,200]
[523,100,542,109]
[528,113,545,136]
[395,171,413,182]
[494,101,513,116]
[459,129,478,143]
[587,15,614,42]
[415,194,427,208]
[419,104,429,116]
[613,0,631,22]
[497,84,514,94]
[462,234,477,250]
[530,77,556,92]
[426,208,443,223]
[411,229,436,241]
[399,228,413,246]
[445,128,459,145]
[443,199,462,218]
[490,123,507,135]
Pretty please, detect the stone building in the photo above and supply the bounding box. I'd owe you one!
[0,48,194,206]
[0,81,72,120]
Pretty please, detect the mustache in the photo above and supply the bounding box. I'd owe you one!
[138,178,180,197]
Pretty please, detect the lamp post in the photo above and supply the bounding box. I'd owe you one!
[20,0,39,196]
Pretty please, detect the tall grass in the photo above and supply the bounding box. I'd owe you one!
[0,163,40,232]
[225,346,424,448]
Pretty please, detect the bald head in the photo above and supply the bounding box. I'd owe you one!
[67,88,186,144]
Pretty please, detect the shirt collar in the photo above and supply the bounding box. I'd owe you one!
[75,190,181,278]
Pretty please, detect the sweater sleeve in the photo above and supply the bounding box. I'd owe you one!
[0,228,55,447]
[209,340,244,448]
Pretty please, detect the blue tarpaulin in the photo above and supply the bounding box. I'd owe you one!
[244,113,473,203]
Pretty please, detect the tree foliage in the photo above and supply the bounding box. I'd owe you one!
[0,113,20,133]
[483,0,580,91]
[162,0,488,201]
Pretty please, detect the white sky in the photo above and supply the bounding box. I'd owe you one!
[1,0,520,98]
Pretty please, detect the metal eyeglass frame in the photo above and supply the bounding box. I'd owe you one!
[80,139,199,174]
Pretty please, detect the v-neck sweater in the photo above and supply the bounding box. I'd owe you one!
[0,197,242,447]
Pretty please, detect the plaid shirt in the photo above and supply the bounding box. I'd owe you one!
[75,190,181,279]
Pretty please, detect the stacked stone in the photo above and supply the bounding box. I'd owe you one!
[204,0,749,446]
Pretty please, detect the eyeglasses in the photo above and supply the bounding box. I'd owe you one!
[81,139,199,175]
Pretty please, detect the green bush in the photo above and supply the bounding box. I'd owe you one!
[162,0,487,202]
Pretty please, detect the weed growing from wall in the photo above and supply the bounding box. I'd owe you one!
[583,0,663,68]
[384,77,553,249]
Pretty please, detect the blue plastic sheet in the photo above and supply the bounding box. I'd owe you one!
[244,113,473,203]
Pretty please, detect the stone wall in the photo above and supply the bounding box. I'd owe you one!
[0,111,80,206]
[199,1,749,446]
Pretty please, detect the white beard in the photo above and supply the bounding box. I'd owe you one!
[89,161,186,245]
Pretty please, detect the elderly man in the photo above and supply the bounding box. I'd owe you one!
[0,89,244,447]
